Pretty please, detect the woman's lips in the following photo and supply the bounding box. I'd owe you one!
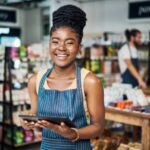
[55,54,69,60]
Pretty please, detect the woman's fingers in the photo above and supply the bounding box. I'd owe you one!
[36,120,56,130]
[35,123,45,128]
[60,122,69,131]
[22,120,35,129]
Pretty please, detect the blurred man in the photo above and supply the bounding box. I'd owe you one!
[118,29,146,88]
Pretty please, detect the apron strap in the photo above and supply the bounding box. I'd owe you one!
[127,43,133,58]
[76,64,82,90]
[38,67,52,94]
[38,64,82,92]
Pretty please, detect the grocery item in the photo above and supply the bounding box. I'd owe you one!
[7,127,24,144]
[125,89,148,106]
[24,129,34,142]
[91,58,100,74]
[19,45,27,58]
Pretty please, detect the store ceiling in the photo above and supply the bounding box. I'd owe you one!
[0,0,104,7]
[0,0,46,7]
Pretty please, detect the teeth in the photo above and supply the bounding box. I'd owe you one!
[57,54,67,57]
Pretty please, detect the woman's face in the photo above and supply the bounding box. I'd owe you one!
[50,27,81,67]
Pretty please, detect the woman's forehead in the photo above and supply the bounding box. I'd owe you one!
[51,27,78,40]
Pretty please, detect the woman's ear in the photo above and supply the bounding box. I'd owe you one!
[79,44,83,54]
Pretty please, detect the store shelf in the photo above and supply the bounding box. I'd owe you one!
[3,138,41,148]
[76,56,118,61]
[104,56,118,61]
[0,122,13,127]
[96,73,120,77]
[0,101,30,107]
[0,101,12,106]
[139,59,148,62]
[0,80,9,84]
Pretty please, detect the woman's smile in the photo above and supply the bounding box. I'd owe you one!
[54,52,69,61]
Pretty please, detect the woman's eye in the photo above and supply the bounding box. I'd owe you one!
[52,41,59,44]
[67,42,73,45]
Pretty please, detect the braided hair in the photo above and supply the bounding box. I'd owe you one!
[50,5,87,43]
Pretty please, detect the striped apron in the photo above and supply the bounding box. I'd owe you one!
[37,65,92,150]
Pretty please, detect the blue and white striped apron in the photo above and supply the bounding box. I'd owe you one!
[37,65,92,150]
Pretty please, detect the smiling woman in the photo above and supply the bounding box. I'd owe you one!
[50,27,80,67]
[21,4,104,150]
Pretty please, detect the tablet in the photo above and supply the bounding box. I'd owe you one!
[38,116,76,128]
[19,115,76,127]
[19,115,38,122]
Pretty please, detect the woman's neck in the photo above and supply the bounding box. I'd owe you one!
[53,63,76,78]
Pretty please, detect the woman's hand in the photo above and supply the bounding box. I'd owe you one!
[20,119,35,130]
[20,112,36,130]
[35,120,77,140]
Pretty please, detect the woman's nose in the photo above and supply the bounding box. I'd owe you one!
[59,42,66,51]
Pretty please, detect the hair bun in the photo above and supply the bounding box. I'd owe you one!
[125,29,130,41]
[53,5,87,31]
[125,29,130,36]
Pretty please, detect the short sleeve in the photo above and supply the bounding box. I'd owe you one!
[120,45,131,60]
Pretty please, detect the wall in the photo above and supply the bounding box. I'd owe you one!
[0,6,26,42]
[81,1,105,34]
[81,0,150,34]
[2,0,150,44]
[24,8,42,44]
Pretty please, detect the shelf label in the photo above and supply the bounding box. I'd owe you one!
[0,9,16,23]
[129,1,150,19]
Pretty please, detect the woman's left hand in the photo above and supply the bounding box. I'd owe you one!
[35,120,77,140]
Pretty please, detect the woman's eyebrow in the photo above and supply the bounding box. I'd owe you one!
[65,38,75,41]
[52,37,60,40]
[52,37,76,41]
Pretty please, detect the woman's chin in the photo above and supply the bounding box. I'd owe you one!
[54,62,70,68]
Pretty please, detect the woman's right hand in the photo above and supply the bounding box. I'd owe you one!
[20,112,36,130]
[20,119,35,130]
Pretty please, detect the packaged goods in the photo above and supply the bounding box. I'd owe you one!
[103,61,112,74]
[7,127,24,144]
[91,58,100,74]
[125,89,148,106]
[24,129,34,142]
[118,142,142,150]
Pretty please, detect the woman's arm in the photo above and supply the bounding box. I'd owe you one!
[77,72,104,139]
[21,74,38,129]
[124,59,146,88]
[27,74,38,114]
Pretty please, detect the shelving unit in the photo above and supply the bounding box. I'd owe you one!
[4,138,41,148]
[0,48,14,150]
[147,32,150,86]
[0,47,41,150]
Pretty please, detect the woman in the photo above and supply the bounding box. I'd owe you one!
[22,5,104,150]
[118,29,146,88]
